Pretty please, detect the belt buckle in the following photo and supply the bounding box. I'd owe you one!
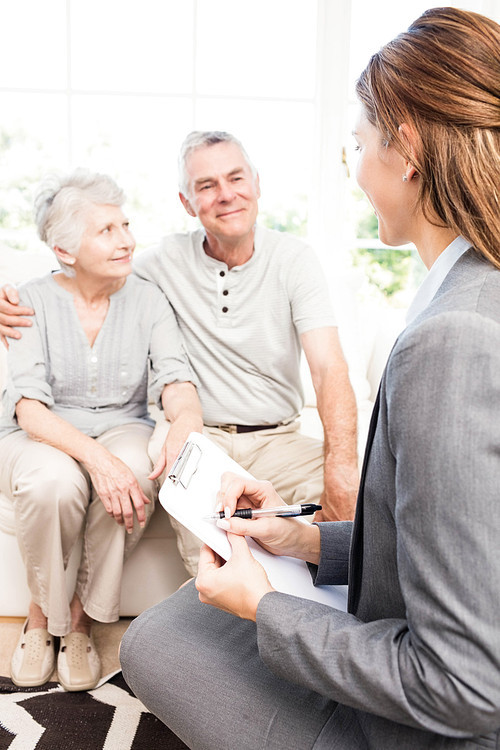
[218,424,237,434]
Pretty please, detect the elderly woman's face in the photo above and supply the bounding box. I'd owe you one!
[74,204,135,280]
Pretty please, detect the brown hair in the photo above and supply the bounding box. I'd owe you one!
[356,7,500,268]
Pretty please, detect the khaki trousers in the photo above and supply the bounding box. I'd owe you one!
[0,423,155,636]
[149,420,324,577]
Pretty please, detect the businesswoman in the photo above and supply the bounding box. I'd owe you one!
[120,8,500,749]
[0,170,202,691]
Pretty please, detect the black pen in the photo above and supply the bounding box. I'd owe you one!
[203,503,322,520]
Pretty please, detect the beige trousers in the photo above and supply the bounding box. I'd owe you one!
[0,423,155,636]
[149,420,324,576]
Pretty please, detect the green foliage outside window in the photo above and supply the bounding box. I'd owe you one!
[260,199,308,237]
[350,188,424,303]
[0,128,42,238]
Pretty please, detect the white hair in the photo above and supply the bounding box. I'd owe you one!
[34,169,125,276]
[178,131,258,197]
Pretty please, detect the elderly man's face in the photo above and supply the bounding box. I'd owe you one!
[180,142,260,244]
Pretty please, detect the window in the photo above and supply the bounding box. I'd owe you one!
[0,0,318,254]
[1,0,499,294]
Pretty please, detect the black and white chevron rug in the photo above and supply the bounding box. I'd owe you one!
[0,671,188,749]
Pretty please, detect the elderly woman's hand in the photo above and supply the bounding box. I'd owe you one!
[84,446,150,533]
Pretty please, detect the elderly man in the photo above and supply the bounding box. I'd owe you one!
[0,131,359,576]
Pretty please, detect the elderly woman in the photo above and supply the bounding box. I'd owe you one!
[0,170,202,691]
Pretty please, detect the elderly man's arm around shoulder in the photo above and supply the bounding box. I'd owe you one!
[301,326,359,521]
[0,284,34,349]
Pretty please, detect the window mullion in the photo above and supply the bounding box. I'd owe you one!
[309,0,353,271]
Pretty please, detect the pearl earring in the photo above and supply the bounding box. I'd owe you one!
[402,175,408,182]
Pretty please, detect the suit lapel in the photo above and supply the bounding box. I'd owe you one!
[347,385,381,613]
[346,251,489,614]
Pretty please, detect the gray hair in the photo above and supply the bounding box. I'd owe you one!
[34,169,125,276]
[178,130,258,197]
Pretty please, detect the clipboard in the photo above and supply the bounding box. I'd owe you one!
[159,432,347,611]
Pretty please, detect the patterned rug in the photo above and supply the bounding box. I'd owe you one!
[0,671,188,749]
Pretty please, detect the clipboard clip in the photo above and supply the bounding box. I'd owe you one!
[168,440,202,489]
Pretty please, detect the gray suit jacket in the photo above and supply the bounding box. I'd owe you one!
[257,250,500,749]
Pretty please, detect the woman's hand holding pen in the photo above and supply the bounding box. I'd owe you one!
[196,473,322,620]
[196,534,274,621]
[216,472,286,515]
[214,473,321,565]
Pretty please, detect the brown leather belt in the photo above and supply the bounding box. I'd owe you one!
[215,424,279,434]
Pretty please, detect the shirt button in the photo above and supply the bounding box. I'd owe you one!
[219,271,225,277]
[90,356,98,363]
[222,289,228,296]
[222,306,228,313]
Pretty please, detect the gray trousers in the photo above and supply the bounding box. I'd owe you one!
[120,580,344,750]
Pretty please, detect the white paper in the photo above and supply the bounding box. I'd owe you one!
[159,432,347,611]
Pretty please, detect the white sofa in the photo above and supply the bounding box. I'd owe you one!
[0,248,403,617]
